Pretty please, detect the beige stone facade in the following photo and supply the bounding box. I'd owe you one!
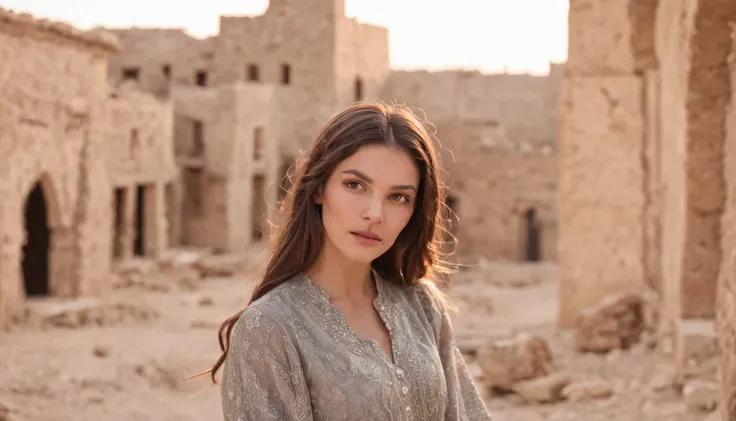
[559,0,736,415]
[382,68,562,263]
[0,8,176,326]
[169,83,281,252]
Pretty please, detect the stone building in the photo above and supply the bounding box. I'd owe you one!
[382,68,562,262]
[106,83,178,262]
[0,8,176,326]
[558,0,736,415]
[103,0,562,263]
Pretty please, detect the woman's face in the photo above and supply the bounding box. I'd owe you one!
[316,144,420,264]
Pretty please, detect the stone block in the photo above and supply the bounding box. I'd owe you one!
[558,75,647,327]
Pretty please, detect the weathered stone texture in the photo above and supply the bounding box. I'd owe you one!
[105,84,178,260]
[0,8,176,327]
[0,9,115,324]
[717,24,736,421]
[105,28,214,98]
[432,120,556,263]
[382,69,562,149]
[564,0,736,415]
[170,84,281,253]
[558,75,647,326]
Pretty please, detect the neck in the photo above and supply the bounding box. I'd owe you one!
[307,238,375,303]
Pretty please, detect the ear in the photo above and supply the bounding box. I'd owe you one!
[313,186,324,205]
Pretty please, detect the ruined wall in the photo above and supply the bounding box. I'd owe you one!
[104,84,177,260]
[557,0,658,327]
[658,0,736,335]
[105,28,214,97]
[432,120,556,264]
[334,18,390,107]
[382,69,562,148]
[0,8,118,325]
[717,24,736,421]
[211,3,338,155]
[105,84,177,186]
[170,83,281,253]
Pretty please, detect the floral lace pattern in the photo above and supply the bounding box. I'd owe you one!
[220,273,493,421]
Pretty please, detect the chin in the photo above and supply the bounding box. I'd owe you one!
[342,248,381,264]
[339,241,387,264]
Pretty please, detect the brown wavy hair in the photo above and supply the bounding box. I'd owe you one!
[201,102,455,383]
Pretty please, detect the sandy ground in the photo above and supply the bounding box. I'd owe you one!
[0,260,718,421]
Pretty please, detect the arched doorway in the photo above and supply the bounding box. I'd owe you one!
[523,208,541,262]
[22,181,50,296]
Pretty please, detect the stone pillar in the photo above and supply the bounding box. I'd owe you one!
[558,0,657,327]
[0,207,25,326]
[49,225,81,297]
[716,23,736,421]
[145,182,167,257]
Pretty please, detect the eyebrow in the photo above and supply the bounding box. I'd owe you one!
[342,169,417,192]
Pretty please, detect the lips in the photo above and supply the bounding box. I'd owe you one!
[351,230,381,241]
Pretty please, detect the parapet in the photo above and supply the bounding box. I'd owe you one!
[0,7,120,53]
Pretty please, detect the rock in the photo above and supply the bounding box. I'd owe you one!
[575,292,645,352]
[477,333,556,391]
[647,372,674,393]
[512,372,572,403]
[561,379,613,402]
[92,345,110,358]
[683,380,719,412]
[674,318,718,385]
[0,401,18,421]
[158,248,211,269]
[190,319,219,329]
[197,296,214,306]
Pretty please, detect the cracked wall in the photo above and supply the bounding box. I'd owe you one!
[657,0,736,337]
[558,0,659,327]
[0,8,119,326]
[717,23,736,421]
[104,84,178,261]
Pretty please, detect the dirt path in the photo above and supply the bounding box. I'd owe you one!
[0,262,717,421]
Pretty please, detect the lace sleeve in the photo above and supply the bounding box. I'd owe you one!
[220,308,313,421]
[418,283,493,421]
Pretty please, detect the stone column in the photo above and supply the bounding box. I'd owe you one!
[558,0,657,327]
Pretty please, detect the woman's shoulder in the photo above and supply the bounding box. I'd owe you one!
[232,275,308,338]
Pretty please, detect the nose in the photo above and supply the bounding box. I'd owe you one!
[362,197,384,223]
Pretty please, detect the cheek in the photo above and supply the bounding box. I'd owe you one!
[322,185,355,224]
[385,205,414,236]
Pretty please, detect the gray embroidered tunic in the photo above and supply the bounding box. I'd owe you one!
[220,273,493,421]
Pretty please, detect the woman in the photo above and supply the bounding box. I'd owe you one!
[206,102,493,420]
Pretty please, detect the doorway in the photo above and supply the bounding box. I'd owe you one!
[22,182,50,296]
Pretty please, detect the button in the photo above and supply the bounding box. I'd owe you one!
[402,386,409,394]
[406,406,411,412]
[396,368,404,378]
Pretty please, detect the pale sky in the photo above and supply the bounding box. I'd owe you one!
[2,0,569,75]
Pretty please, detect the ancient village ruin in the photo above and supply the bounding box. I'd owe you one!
[0,0,561,326]
[3,0,736,418]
